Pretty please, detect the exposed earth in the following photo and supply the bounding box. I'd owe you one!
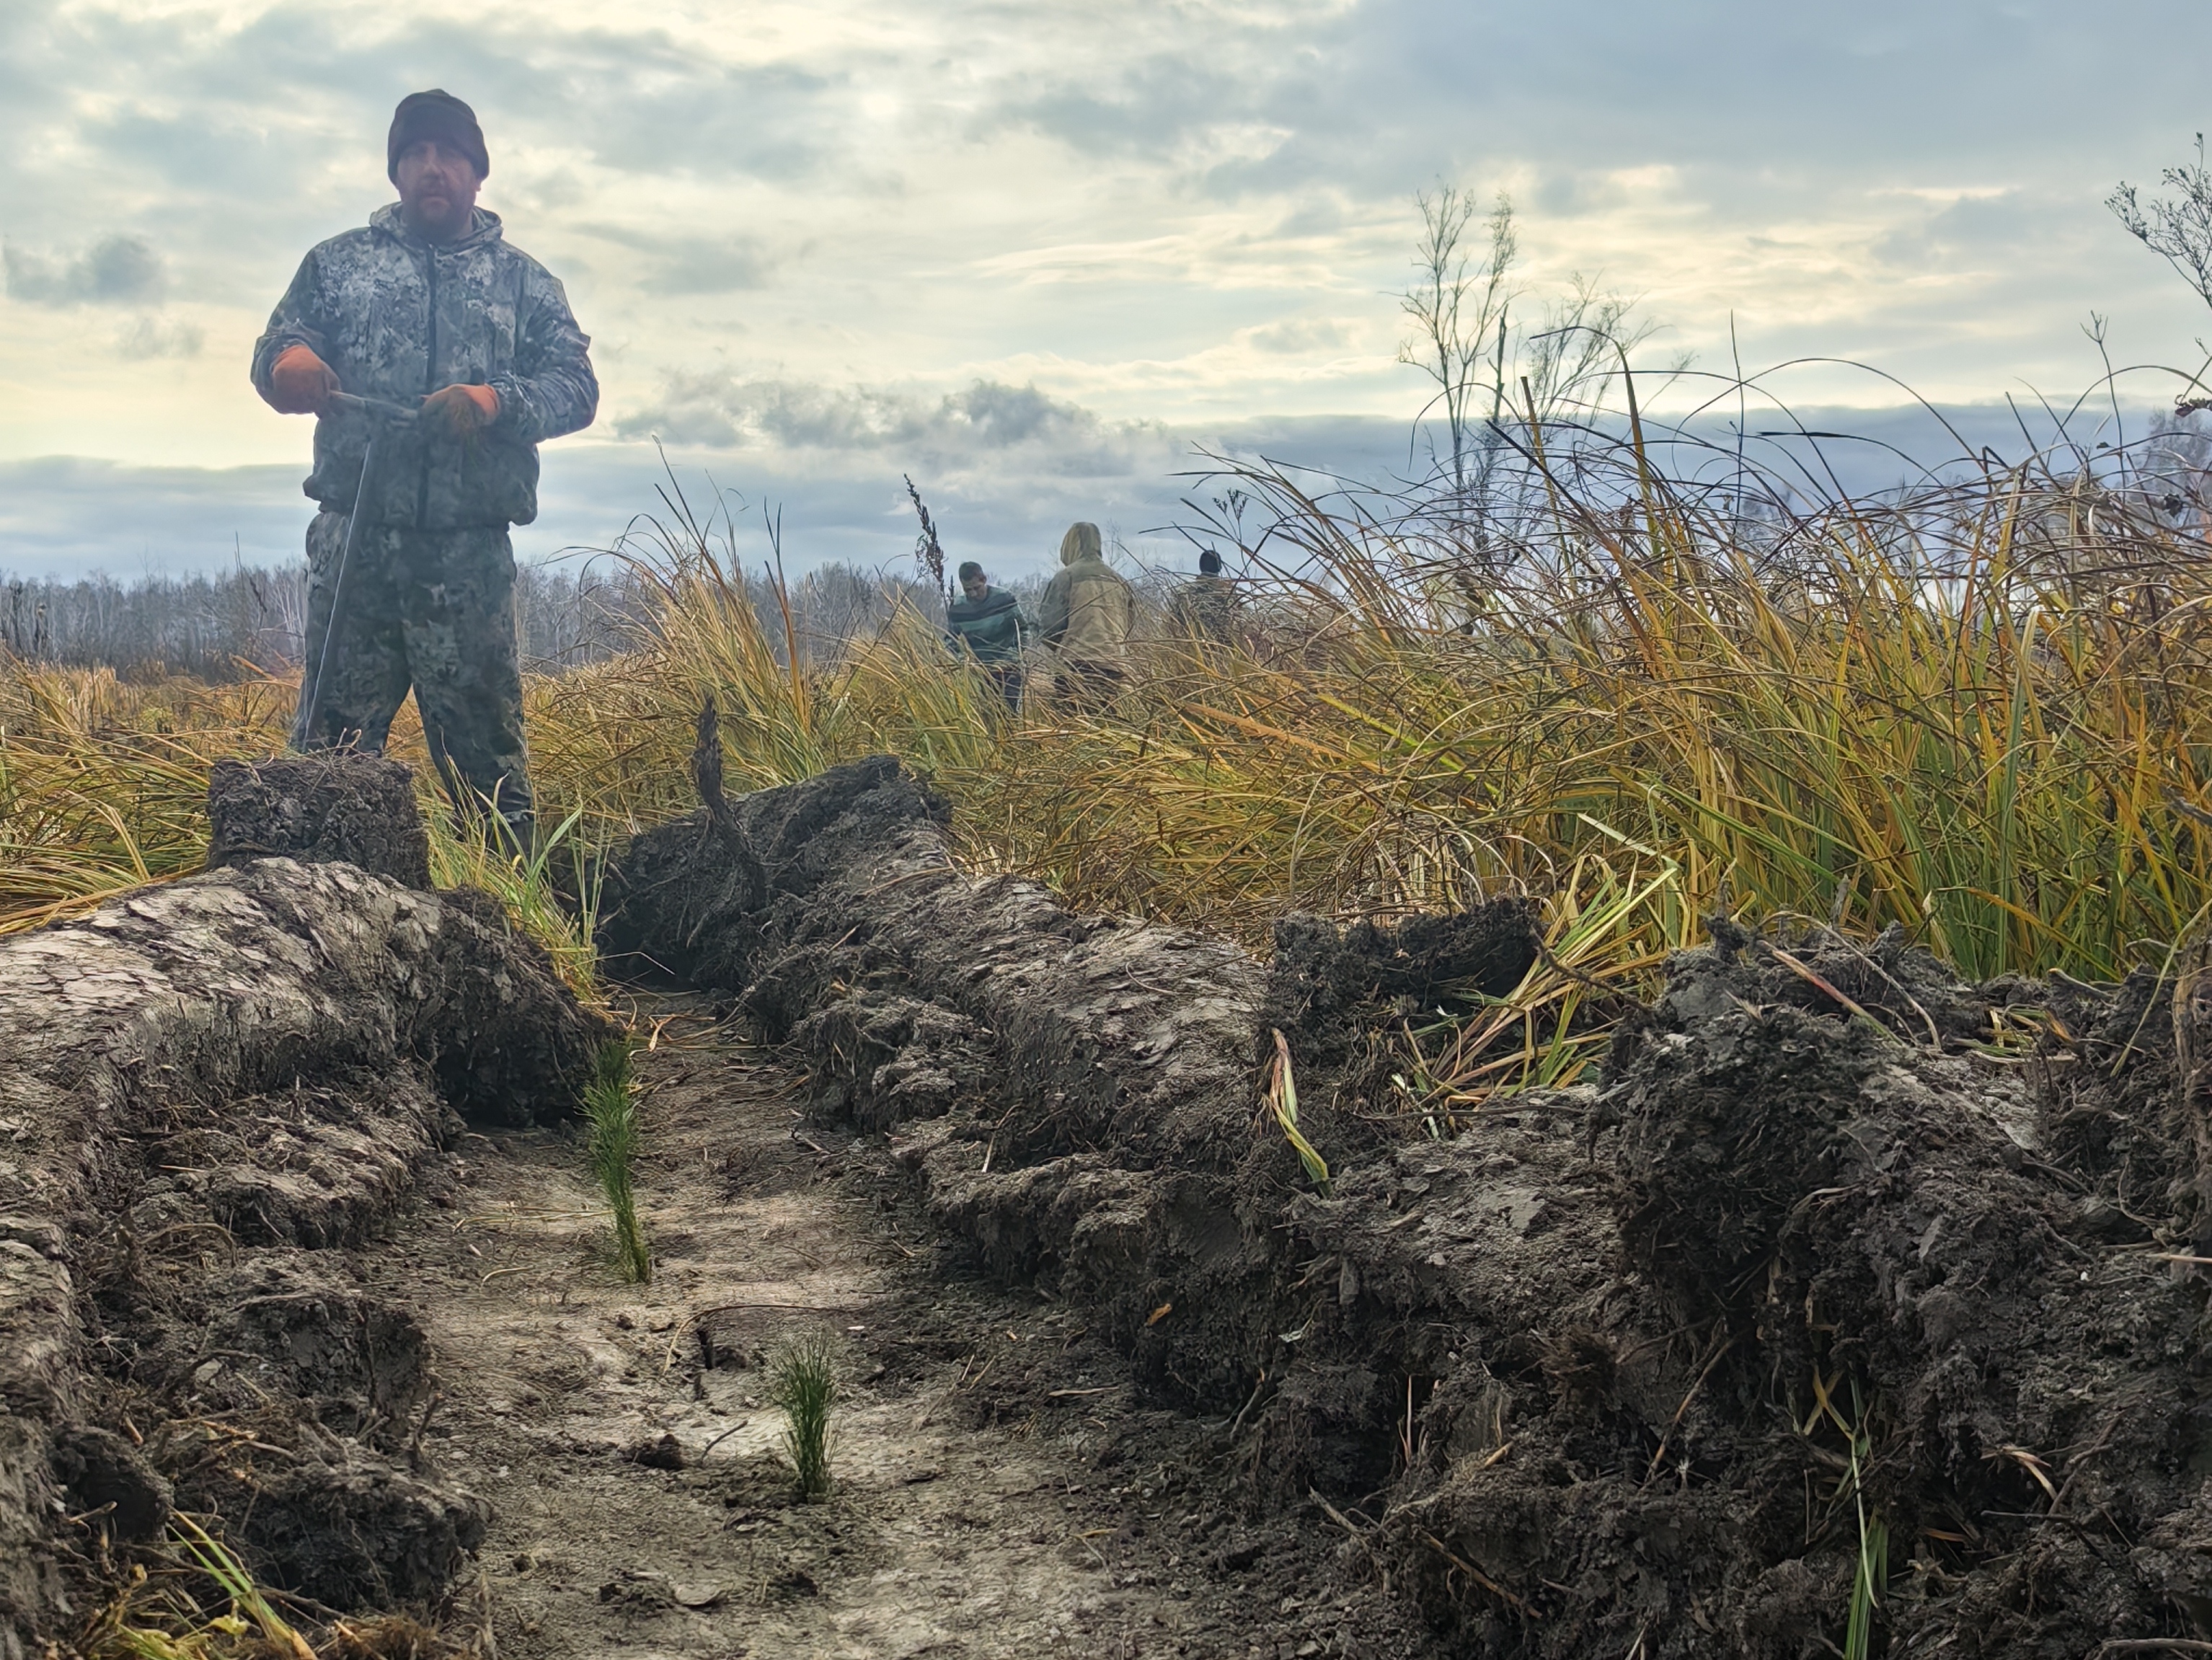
[5,750,2211,1659]
[362,1006,1407,1658]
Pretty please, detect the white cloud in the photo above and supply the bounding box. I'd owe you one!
[4,0,2212,567]
[4,235,168,306]
[118,314,205,358]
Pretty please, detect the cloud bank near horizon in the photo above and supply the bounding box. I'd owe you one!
[3,391,2167,585]
[3,0,2211,570]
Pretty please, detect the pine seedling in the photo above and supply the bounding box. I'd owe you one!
[583,1038,650,1283]
[769,1329,841,1501]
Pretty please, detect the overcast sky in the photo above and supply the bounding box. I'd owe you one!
[4,0,2211,578]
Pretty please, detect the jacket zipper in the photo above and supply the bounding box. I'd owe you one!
[415,246,440,529]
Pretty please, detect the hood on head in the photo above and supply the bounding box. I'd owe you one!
[1060,521,1102,566]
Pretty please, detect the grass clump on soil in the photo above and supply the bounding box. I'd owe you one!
[768,1329,841,1501]
[583,1038,650,1284]
[85,1516,314,1660]
[425,799,606,1005]
[1804,1374,1889,1659]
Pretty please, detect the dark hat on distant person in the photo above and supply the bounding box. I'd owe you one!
[1198,549,1224,575]
[388,89,489,182]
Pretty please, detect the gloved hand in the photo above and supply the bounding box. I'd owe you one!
[267,344,340,414]
[422,383,500,439]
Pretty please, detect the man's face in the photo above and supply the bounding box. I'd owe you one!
[960,573,988,601]
[396,140,482,242]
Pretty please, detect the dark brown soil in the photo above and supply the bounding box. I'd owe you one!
[13,750,2210,1660]
[206,753,433,889]
[596,756,2212,1659]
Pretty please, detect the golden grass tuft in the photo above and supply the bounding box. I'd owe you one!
[7,423,2211,1121]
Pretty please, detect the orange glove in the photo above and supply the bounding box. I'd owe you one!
[422,383,499,438]
[267,344,339,414]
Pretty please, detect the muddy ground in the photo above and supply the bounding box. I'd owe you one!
[358,1002,1417,1657]
[7,751,2212,1658]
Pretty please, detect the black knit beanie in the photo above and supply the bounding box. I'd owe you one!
[387,89,489,182]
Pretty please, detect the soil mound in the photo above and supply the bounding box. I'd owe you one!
[1261,899,1541,1069]
[605,754,2212,1657]
[206,752,433,889]
[1,761,609,1653]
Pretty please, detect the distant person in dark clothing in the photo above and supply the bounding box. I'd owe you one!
[1170,547,1242,643]
[944,560,1030,712]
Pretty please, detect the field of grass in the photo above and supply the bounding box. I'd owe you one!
[6,410,2210,1114]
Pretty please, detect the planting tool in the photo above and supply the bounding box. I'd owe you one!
[295,392,420,746]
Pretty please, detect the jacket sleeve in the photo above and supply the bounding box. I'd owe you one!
[1038,571,1070,646]
[249,249,331,407]
[492,264,598,443]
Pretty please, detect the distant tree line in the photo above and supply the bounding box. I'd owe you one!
[0,558,1019,681]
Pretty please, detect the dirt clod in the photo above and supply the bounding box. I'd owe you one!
[48,1425,172,1542]
[216,1448,489,1608]
[207,752,433,889]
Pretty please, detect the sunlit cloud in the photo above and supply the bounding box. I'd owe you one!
[4,0,2211,576]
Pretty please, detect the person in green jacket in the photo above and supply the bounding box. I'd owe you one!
[1037,521,1135,709]
[944,560,1030,711]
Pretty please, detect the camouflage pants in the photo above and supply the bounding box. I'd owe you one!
[292,511,534,836]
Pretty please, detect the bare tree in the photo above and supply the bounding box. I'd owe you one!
[1398,187,1518,508]
[1394,188,1676,614]
[1522,275,1660,427]
[2111,137,2212,314]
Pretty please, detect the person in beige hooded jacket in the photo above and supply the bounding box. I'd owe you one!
[1037,521,1136,706]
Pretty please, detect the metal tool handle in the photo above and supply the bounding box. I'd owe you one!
[327,390,421,425]
[295,428,380,747]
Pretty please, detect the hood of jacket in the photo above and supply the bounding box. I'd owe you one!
[367,200,508,256]
[1059,521,1104,566]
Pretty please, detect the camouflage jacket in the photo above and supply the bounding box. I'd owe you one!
[251,205,597,529]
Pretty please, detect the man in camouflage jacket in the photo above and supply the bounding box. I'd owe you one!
[251,89,598,838]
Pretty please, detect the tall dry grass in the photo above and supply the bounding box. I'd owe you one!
[6,387,2210,1117]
